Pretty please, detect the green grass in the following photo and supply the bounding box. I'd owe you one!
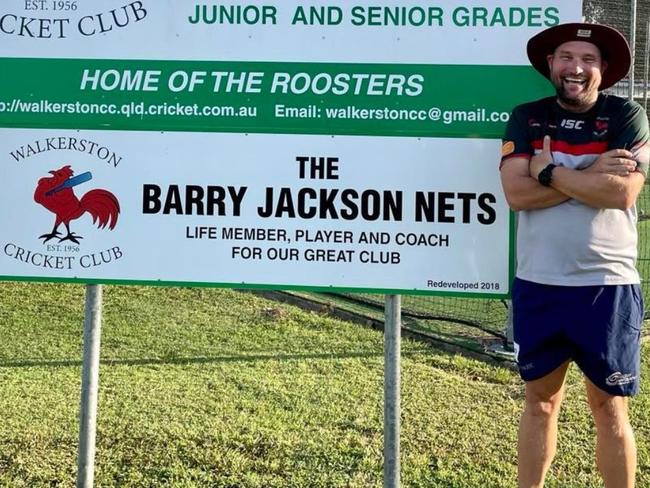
[0,282,649,487]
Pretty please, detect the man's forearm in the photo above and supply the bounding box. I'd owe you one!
[504,174,570,211]
[550,166,643,210]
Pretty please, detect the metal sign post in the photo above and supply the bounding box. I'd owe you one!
[76,284,103,488]
[629,0,637,101]
[384,295,401,488]
[643,20,650,111]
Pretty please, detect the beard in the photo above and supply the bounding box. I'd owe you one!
[551,73,600,110]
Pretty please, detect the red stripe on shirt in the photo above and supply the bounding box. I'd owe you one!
[532,139,608,155]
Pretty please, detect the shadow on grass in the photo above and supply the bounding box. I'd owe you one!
[0,348,435,369]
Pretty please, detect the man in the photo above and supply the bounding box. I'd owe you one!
[500,23,650,488]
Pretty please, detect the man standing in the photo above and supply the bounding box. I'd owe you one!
[500,23,649,488]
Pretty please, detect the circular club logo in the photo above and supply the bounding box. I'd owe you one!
[3,134,125,274]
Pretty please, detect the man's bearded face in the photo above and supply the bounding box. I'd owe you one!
[547,41,606,110]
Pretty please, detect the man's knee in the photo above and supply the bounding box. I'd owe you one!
[522,361,569,419]
[524,392,564,418]
[589,395,630,430]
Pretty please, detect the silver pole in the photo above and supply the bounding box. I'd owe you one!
[76,284,103,488]
[505,299,514,346]
[629,0,637,102]
[384,295,401,488]
[643,20,650,111]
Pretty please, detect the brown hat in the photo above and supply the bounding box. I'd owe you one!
[526,23,631,90]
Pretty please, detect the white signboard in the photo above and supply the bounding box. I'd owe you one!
[0,0,582,296]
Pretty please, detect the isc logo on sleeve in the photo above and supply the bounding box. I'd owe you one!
[560,119,585,130]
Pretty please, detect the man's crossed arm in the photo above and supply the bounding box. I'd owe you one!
[500,135,645,211]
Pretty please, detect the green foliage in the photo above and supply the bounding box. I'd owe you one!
[0,282,648,487]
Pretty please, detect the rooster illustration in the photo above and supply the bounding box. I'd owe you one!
[34,165,120,244]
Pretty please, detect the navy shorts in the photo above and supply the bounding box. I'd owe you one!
[512,277,644,396]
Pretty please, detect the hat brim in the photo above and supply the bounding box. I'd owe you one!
[527,23,631,90]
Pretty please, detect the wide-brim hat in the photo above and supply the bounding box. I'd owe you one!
[527,23,631,90]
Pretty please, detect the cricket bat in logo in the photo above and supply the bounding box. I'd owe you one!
[45,171,93,196]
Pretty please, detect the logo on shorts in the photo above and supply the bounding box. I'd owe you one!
[605,372,636,387]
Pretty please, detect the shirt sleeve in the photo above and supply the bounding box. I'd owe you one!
[500,105,533,169]
[609,101,650,177]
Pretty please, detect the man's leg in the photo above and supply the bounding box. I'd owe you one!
[585,377,636,488]
[518,360,570,488]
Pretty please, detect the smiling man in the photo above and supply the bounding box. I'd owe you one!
[500,23,650,488]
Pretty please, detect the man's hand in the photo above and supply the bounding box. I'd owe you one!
[529,135,553,180]
[583,148,638,176]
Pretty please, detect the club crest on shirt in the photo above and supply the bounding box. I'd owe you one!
[594,117,609,137]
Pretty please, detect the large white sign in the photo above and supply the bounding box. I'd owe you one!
[1,129,509,293]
